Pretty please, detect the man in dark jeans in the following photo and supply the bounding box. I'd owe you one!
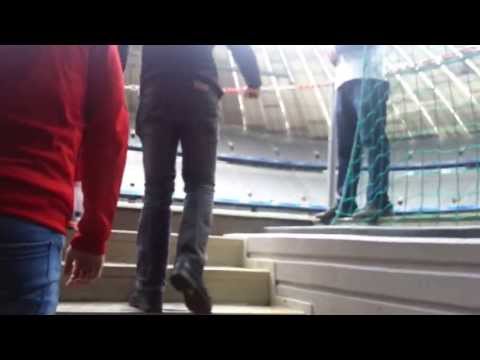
[319,45,393,224]
[128,46,262,314]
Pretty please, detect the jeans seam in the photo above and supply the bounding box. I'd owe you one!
[34,240,51,315]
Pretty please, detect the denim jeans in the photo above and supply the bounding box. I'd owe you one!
[335,79,391,213]
[0,215,65,315]
[134,79,219,294]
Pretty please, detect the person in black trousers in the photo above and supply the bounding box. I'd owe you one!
[318,45,393,225]
[128,46,262,314]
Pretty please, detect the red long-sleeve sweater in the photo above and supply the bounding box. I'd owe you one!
[0,45,129,255]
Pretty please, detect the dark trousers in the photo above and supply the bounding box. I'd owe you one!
[335,79,391,214]
[135,79,219,293]
[0,216,64,315]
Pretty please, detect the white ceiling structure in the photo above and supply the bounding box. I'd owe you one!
[124,45,480,141]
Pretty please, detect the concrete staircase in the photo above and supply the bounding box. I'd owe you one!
[58,203,311,315]
[59,201,480,314]
[237,226,480,315]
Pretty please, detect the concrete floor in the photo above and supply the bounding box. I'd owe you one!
[57,303,303,315]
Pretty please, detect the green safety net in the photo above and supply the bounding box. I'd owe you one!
[333,45,480,225]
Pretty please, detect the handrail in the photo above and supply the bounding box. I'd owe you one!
[120,191,327,213]
[120,191,480,216]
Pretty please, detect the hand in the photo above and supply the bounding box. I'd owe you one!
[64,246,105,287]
[244,87,260,99]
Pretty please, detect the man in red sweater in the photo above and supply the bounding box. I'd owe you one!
[0,45,129,315]
[70,46,129,230]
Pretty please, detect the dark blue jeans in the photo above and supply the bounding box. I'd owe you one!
[335,79,391,213]
[134,79,219,294]
[0,216,65,315]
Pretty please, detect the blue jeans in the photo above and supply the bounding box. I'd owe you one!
[0,216,65,315]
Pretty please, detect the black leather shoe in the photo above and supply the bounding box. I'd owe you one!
[315,208,337,225]
[353,204,394,222]
[315,205,357,225]
[128,290,163,314]
[170,260,212,315]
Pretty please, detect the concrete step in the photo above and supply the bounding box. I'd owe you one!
[67,231,245,267]
[265,224,480,238]
[113,202,313,234]
[242,232,480,266]
[108,231,244,267]
[332,213,480,227]
[60,264,270,306]
[239,232,480,314]
[57,302,303,315]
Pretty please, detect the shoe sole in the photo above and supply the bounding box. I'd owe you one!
[317,214,353,225]
[170,271,212,315]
